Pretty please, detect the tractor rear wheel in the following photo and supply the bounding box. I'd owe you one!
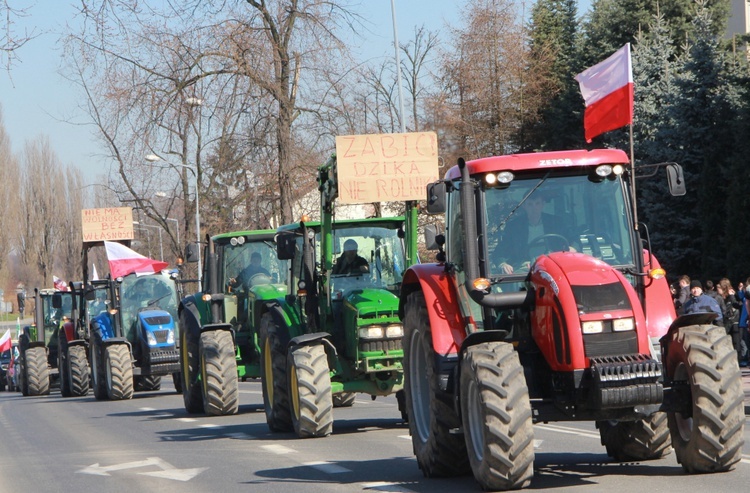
[460,341,534,491]
[105,343,134,400]
[25,347,50,396]
[172,372,182,394]
[68,345,90,397]
[287,343,333,438]
[260,313,292,432]
[135,375,162,391]
[332,392,355,408]
[91,335,108,400]
[664,324,744,472]
[199,330,239,415]
[403,291,470,477]
[597,413,671,461]
[179,311,203,413]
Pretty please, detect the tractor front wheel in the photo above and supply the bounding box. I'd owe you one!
[59,336,71,397]
[90,334,108,400]
[460,341,534,491]
[260,313,292,432]
[199,330,238,415]
[403,291,470,477]
[664,324,744,472]
[68,345,90,397]
[105,344,134,400]
[332,392,355,408]
[24,347,50,396]
[180,311,203,413]
[287,343,333,438]
[597,413,671,461]
[135,375,162,392]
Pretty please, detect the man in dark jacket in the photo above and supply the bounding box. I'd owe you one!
[332,239,369,276]
[682,280,723,324]
[497,194,571,274]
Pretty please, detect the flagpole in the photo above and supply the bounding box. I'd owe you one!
[629,123,638,231]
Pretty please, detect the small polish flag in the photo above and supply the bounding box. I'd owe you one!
[92,264,99,281]
[575,43,634,143]
[0,329,11,354]
[105,241,169,278]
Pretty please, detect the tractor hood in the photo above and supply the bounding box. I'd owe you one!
[138,309,175,331]
[343,288,400,322]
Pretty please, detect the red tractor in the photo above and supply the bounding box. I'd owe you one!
[399,149,744,490]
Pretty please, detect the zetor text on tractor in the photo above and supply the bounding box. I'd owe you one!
[399,149,744,490]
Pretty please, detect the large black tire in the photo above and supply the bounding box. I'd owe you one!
[287,343,333,438]
[332,392,355,408]
[460,342,534,491]
[91,335,108,400]
[172,372,183,394]
[18,354,29,396]
[134,375,162,392]
[260,313,292,432]
[105,344,134,400]
[24,347,50,396]
[67,345,90,397]
[403,291,470,477]
[179,311,203,413]
[664,324,744,472]
[200,330,239,415]
[597,413,671,461]
[59,336,71,397]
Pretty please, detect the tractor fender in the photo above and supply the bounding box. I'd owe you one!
[659,312,718,371]
[180,297,234,345]
[288,332,338,371]
[62,320,76,343]
[642,250,677,339]
[400,264,466,356]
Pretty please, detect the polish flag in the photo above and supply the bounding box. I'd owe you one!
[105,241,169,278]
[53,276,69,291]
[575,43,633,143]
[0,329,11,354]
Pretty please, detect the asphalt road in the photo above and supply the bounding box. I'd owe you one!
[0,377,748,493]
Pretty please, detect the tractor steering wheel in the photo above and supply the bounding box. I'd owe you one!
[528,234,570,254]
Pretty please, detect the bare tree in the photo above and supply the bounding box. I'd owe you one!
[0,1,39,71]
[0,105,19,274]
[400,25,439,132]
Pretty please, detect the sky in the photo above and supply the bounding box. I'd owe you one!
[0,1,591,179]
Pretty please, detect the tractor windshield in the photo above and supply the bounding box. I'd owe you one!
[119,273,179,337]
[328,224,407,296]
[483,172,635,278]
[222,238,286,291]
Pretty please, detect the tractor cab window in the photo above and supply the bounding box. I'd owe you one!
[120,273,179,341]
[329,225,406,299]
[222,238,284,292]
[484,173,635,279]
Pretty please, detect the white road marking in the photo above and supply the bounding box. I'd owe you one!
[361,481,417,492]
[398,435,411,440]
[77,457,207,481]
[239,390,262,395]
[536,423,601,439]
[304,461,352,474]
[533,439,544,449]
[226,432,254,440]
[261,444,296,455]
[139,407,156,412]
[177,418,197,423]
[198,423,223,429]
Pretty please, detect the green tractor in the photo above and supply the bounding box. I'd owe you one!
[262,157,419,438]
[178,229,288,415]
[17,288,79,396]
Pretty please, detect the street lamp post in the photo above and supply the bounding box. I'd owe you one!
[145,154,201,291]
[134,222,164,260]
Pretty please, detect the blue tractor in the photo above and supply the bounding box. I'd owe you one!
[88,272,181,400]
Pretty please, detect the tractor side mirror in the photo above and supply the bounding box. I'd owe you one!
[666,164,686,196]
[185,243,200,263]
[276,233,297,260]
[426,181,447,214]
[52,293,63,309]
[84,287,96,302]
[424,224,445,251]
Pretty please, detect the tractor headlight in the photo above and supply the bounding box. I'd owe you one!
[582,321,604,334]
[358,326,384,339]
[385,324,403,338]
[613,318,635,332]
[167,329,175,344]
[147,331,158,346]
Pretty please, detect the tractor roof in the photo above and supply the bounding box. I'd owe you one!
[445,149,629,180]
[212,229,277,243]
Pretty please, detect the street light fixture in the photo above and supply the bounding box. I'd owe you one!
[133,222,164,260]
[145,154,202,291]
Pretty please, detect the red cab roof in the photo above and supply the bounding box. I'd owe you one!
[445,149,629,180]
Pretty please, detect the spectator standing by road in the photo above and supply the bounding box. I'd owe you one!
[718,278,742,363]
[15,284,25,319]
[682,280,723,324]
[674,275,691,315]
[738,277,750,366]
[704,280,726,318]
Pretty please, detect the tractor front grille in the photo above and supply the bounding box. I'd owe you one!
[360,338,402,353]
[152,330,171,344]
[583,330,638,358]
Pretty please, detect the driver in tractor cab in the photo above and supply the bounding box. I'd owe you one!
[230,252,271,290]
[332,239,370,276]
[497,193,575,274]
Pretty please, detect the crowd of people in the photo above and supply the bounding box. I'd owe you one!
[672,275,749,366]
